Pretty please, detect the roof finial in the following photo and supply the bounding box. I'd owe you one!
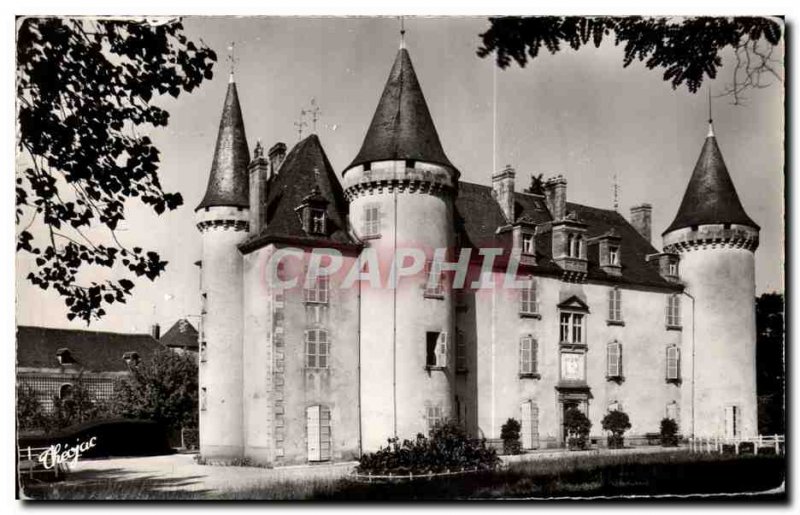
[294,110,307,141]
[613,170,620,211]
[707,87,715,138]
[399,16,406,49]
[227,41,237,83]
[302,98,322,134]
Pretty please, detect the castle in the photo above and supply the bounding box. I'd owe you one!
[194,43,760,464]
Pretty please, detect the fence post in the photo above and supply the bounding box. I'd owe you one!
[774,435,779,454]
[734,441,739,455]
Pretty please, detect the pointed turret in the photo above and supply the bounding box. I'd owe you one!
[197,80,250,210]
[345,48,455,173]
[663,123,758,234]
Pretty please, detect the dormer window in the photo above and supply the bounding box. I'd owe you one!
[609,246,619,266]
[310,208,326,235]
[669,262,678,276]
[522,233,535,255]
[56,348,74,365]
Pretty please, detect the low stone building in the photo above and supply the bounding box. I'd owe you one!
[195,41,761,465]
[16,326,164,412]
[160,319,200,354]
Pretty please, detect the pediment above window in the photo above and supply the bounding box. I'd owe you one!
[557,295,590,312]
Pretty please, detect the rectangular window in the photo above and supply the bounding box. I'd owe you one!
[608,401,621,412]
[305,329,330,369]
[609,246,619,265]
[666,402,679,423]
[519,336,538,375]
[572,314,584,343]
[607,341,622,378]
[200,341,207,363]
[668,262,678,276]
[522,233,535,255]
[666,346,680,380]
[363,204,380,237]
[519,278,539,316]
[560,313,570,342]
[426,405,444,434]
[426,331,448,368]
[304,275,329,304]
[200,387,207,411]
[608,288,622,322]
[455,331,467,373]
[310,208,326,234]
[423,259,444,298]
[306,405,332,461]
[521,401,537,449]
[666,294,681,327]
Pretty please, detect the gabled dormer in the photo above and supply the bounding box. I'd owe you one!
[512,217,537,266]
[589,228,622,276]
[646,252,681,283]
[295,174,329,236]
[551,211,588,278]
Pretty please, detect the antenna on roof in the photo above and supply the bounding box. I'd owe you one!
[613,170,620,212]
[227,41,237,83]
[302,98,322,133]
[707,87,715,138]
[399,16,406,49]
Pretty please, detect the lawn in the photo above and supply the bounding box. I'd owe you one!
[22,450,786,500]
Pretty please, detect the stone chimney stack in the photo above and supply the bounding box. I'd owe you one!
[630,203,653,243]
[492,165,516,223]
[150,323,161,340]
[268,142,287,176]
[248,141,269,234]
[544,175,567,220]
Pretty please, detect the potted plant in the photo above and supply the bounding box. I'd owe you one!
[564,408,591,450]
[601,409,631,449]
[500,418,522,455]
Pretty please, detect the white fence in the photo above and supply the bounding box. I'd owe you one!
[689,435,784,456]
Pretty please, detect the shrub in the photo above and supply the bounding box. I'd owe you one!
[500,418,522,455]
[601,410,631,449]
[357,420,500,475]
[660,418,679,447]
[564,408,591,450]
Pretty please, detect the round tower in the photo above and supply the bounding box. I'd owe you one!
[662,121,760,439]
[195,73,250,459]
[344,45,459,451]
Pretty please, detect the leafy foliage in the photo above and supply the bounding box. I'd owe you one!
[17,383,46,431]
[478,16,782,99]
[500,418,522,455]
[756,292,784,435]
[357,420,500,475]
[16,17,217,323]
[660,417,679,447]
[564,407,591,450]
[601,410,631,449]
[108,349,198,431]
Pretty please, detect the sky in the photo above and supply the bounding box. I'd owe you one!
[15,16,785,334]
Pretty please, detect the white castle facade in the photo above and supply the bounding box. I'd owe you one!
[194,44,760,465]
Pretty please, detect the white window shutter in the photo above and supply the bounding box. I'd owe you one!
[531,403,540,448]
[306,405,321,461]
[436,332,448,367]
[320,406,331,460]
[520,401,533,449]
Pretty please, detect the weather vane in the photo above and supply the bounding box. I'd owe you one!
[302,98,322,133]
[613,171,620,212]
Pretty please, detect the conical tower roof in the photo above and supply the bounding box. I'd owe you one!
[663,124,758,234]
[345,48,456,173]
[196,78,250,210]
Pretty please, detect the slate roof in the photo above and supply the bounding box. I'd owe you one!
[197,79,250,210]
[455,182,680,290]
[240,134,359,253]
[664,125,758,234]
[345,48,456,173]
[17,326,164,373]
[159,319,199,351]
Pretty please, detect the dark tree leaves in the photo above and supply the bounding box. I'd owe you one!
[477,16,782,95]
[16,17,216,323]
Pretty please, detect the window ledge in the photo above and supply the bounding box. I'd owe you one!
[361,234,382,240]
[606,375,625,384]
[424,293,445,300]
[519,312,541,319]
[519,373,541,380]
[559,341,587,350]
[456,368,469,375]
[606,319,625,326]
[666,325,683,331]
[425,365,446,372]
[303,300,329,306]
[666,377,682,385]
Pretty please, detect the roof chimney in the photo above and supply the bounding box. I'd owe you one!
[268,142,287,176]
[544,175,567,220]
[630,204,652,243]
[249,141,269,234]
[492,165,516,223]
[150,323,161,340]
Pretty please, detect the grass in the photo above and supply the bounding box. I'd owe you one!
[21,450,786,501]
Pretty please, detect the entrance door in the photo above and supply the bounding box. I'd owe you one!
[561,401,578,443]
[724,406,740,438]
